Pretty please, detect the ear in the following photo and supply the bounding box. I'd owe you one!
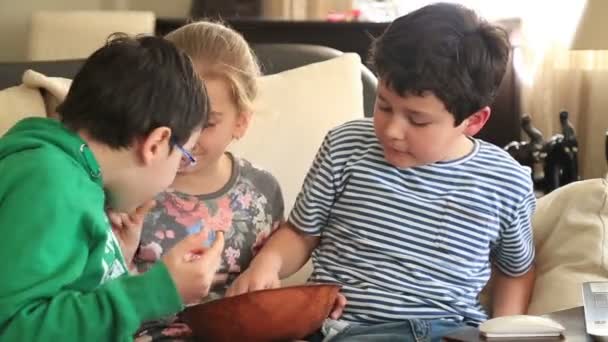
[233,112,252,140]
[138,126,172,165]
[462,106,491,136]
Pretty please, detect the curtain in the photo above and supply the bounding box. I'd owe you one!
[517,0,608,178]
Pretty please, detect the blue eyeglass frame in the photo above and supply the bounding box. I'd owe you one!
[171,138,197,167]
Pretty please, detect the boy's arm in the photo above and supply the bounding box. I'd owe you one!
[491,264,536,316]
[491,181,537,317]
[228,221,347,319]
[227,221,319,295]
[0,161,182,341]
[258,221,319,279]
[228,131,336,295]
[0,264,182,341]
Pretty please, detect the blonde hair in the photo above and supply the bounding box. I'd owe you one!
[165,21,260,113]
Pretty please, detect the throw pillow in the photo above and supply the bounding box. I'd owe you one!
[528,177,608,314]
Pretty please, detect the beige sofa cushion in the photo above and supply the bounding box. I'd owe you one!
[0,85,46,136]
[28,11,155,61]
[527,177,608,314]
[230,53,365,285]
[230,53,365,212]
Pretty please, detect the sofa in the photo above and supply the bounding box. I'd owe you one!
[1,43,607,316]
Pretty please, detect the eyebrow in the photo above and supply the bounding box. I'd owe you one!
[377,93,433,117]
[377,94,388,103]
[408,110,432,118]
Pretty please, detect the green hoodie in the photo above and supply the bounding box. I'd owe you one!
[0,118,182,341]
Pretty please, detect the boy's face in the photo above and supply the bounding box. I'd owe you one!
[109,129,200,212]
[373,80,486,168]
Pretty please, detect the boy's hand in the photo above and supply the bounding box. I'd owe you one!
[227,269,347,319]
[108,199,156,266]
[163,231,225,305]
[329,293,347,319]
[225,262,281,297]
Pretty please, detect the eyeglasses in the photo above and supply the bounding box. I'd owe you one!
[171,138,197,169]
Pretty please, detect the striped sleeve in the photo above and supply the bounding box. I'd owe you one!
[289,132,337,235]
[491,188,537,276]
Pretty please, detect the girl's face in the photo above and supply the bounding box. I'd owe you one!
[179,77,249,174]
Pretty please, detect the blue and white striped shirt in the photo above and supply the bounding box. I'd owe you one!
[289,119,535,325]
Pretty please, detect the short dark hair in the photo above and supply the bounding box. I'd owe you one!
[370,3,510,124]
[58,33,208,148]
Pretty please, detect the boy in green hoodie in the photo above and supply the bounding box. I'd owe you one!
[0,34,224,341]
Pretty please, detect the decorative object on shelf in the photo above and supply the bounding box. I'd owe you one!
[504,114,546,187]
[354,0,399,22]
[543,110,579,192]
[505,111,580,194]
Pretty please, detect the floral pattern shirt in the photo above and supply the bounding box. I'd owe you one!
[134,155,284,341]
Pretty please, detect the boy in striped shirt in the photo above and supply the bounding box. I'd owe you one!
[228,3,536,341]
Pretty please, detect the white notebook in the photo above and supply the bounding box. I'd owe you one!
[479,315,564,339]
[583,281,608,338]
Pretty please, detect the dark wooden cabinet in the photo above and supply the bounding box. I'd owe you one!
[189,0,262,18]
[157,18,388,63]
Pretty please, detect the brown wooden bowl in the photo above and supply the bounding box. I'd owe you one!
[180,283,341,342]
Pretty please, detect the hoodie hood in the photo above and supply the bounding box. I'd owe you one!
[0,117,102,186]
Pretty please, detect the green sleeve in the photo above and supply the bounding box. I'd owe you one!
[0,264,182,341]
[0,153,182,341]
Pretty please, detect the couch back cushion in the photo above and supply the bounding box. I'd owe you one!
[0,85,45,136]
[28,11,155,61]
[230,53,365,212]
[527,177,608,314]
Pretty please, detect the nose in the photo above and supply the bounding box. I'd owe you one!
[384,116,407,141]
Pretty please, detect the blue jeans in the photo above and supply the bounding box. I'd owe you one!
[307,319,465,342]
